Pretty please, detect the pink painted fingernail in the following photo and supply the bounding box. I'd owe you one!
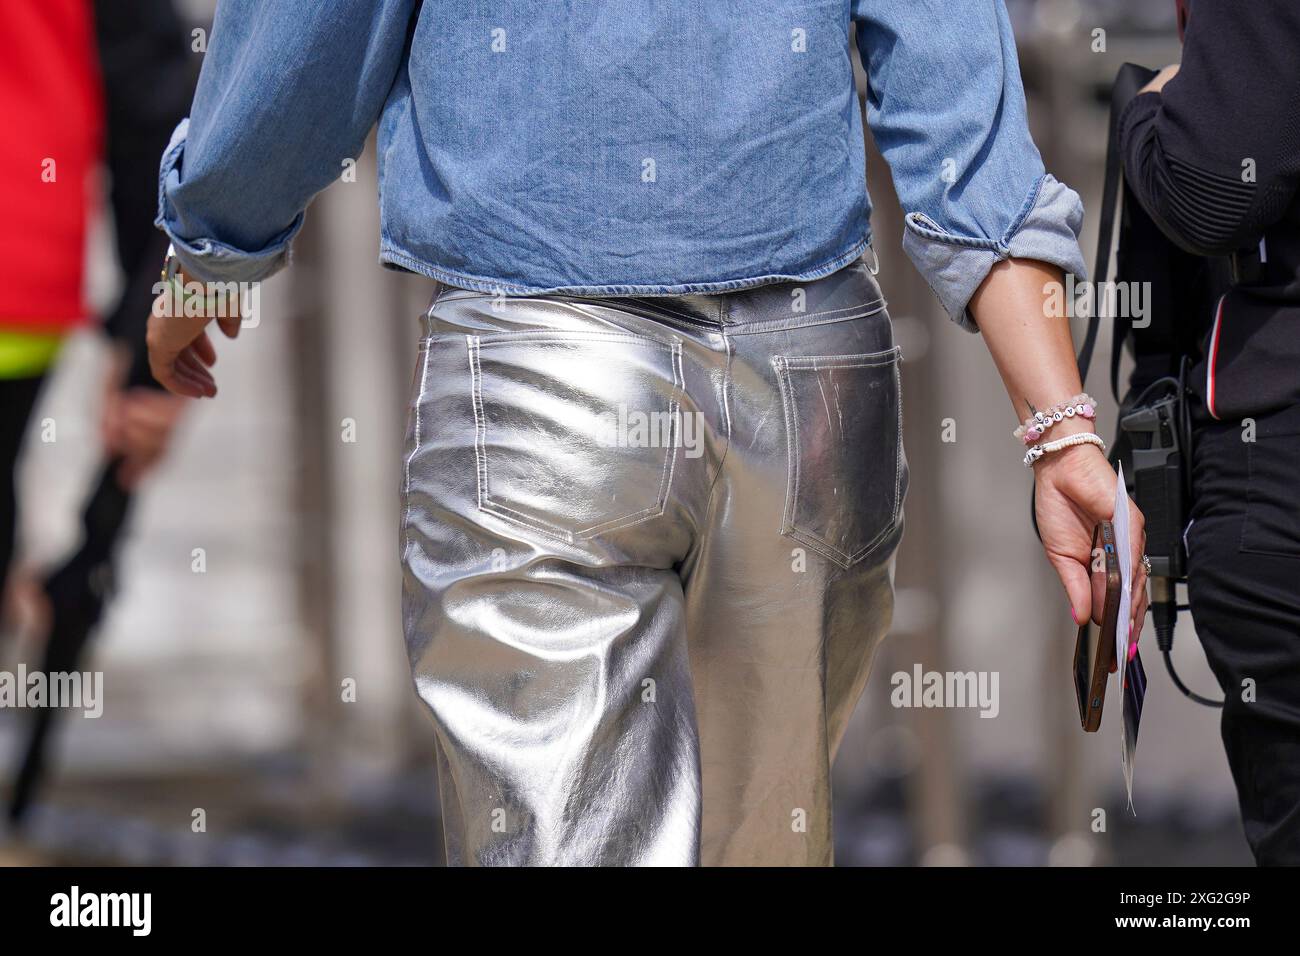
[1127,642,1138,662]
[1070,607,1079,625]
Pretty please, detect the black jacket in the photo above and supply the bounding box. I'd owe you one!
[94,0,194,385]
[1120,0,1300,419]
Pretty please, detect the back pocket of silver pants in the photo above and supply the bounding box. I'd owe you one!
[469,330,684,544]
[773,347,903,568]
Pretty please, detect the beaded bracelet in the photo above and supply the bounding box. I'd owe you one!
[1013,393,1097,445]
[1023,432,1106,467]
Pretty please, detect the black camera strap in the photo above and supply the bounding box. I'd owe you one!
[1078,62,1157,394]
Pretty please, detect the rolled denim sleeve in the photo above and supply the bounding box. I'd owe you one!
[156,0,417,283]
[851,0,1086,332]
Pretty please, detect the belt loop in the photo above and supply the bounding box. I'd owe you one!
[422,281,442,337]
[863,243,881,276]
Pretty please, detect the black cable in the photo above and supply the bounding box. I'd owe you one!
[1162,651,1225,708]
[1150,578,1225,709]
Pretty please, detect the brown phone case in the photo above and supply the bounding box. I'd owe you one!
[1073,520,1121,732]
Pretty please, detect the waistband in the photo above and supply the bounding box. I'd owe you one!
[428,253,886,334]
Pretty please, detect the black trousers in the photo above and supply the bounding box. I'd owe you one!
[1187,399,1300,865]
[0,375,47,595]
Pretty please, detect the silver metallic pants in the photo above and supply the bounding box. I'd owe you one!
[401,260,906,866]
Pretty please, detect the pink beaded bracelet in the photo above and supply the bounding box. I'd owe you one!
[1013,393,1097,445]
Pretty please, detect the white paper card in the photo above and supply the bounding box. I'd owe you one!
[1112,463,1132,693]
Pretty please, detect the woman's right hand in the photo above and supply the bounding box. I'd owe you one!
[1033,441,1149,657]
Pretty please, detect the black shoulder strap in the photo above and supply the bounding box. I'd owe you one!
[1078,63,1159,397]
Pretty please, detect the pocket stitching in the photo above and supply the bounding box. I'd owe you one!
[469,327,676,349]
[400,343,434,565]
[469,334,683,543]
[773,348,903,568]
[727,302,889,337]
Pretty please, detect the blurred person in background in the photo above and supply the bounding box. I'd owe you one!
[1120,0,1300,865]
[0,0,194,823]
[148,1,1146,866]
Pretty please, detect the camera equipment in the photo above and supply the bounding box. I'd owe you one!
[1114,363,1221,707]
[1119,370,1189,584]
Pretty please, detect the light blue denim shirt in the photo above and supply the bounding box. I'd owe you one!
[157,0,1085,331]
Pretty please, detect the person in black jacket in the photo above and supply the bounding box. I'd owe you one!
[1120,0,1300,865]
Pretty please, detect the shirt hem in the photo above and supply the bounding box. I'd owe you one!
[378,235,873,297]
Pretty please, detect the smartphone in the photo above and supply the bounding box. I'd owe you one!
[1073,520,1121,732]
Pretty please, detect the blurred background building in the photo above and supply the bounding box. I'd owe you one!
[0,0,1250,865]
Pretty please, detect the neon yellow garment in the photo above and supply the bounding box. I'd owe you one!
[0,329,63,379]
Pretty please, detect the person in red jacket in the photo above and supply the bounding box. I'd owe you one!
[1,0,195,823]
[0,0,103,594]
